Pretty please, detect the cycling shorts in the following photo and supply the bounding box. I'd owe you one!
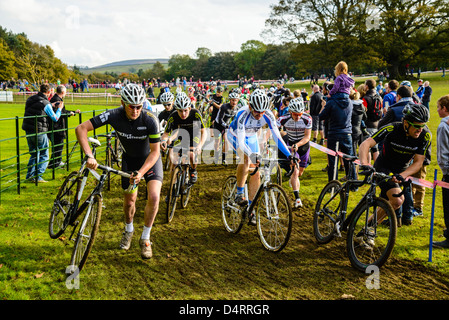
[121,153,163,190]
[278,136,310,171]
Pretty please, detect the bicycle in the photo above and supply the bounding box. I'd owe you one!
[96,131,123,169]
[221,156,294,252]
[165,145,197,223]
[49,137,138,274]
[313,154,410,272]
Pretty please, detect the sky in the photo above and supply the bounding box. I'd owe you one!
[0,0,275,68]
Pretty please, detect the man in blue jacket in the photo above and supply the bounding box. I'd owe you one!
[318,84,355,181]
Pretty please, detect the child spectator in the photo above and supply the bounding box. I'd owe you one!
[328,61,355,96]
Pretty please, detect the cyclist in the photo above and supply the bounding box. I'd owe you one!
[276,97,312,208]
[160,92,207,184]
[75,83,163,259]
[213,91,240,164]
[226,89,293,224]
[158,91,175,130]
[358,103,432,226]
[209,86,224,138]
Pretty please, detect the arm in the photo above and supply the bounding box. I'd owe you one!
[44,103,63,122]
[358,137,377,165]
[75,120,97,169]
[398,154,425,180]
[131,142,161,184]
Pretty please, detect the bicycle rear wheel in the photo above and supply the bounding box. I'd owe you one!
[166,166,181,223]
[256,183,292,252]
[313,180,343,244]
[221,175,244,234]
[67,194,102,274]
[49,171,79,239]
[346,197,397,272]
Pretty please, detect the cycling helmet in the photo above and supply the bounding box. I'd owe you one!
[228,91,240,100]
[121,84,147,105]
[249,89,270,112]
[402,103,429,123]
[400,81,412,87]
[289,97,305,113]
[160,91,174,104]
[174,92,191,110]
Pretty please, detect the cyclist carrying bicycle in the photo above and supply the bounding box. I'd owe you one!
[75,83,163,259]
[226,89,294,224]
[358,103,432,226]
[161,92,207,184]
[276,97,312,208]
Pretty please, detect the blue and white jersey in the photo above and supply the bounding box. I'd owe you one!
[228,106,291,157]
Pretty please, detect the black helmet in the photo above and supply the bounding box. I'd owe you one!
[402,103,429,123]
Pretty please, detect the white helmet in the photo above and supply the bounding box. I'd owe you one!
[174,92,191,110]
[250,89,270,112]
[289,97,305,113]
[228,91,240,100]
[121,84,146,105]
[160,91,174,104]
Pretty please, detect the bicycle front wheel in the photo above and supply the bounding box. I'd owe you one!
[67,194,102,274]
[166,166,181,223]
[346,197,397,272]
[49,171,79,239]
[313,180,343,244]
[256,184,292,252]
[221,175,244,234]
[181,166,191,208]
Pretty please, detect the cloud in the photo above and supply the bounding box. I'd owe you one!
[0,0,274,67]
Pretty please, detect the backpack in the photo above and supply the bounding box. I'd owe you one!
[364,93,383,122]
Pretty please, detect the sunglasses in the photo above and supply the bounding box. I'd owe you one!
[406,120,426,129]
[291,112,303,116]
[127,104,143,110]
[252,110,266,115]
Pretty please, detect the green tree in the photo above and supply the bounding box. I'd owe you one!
[0,39,17,79]
[234,40,266,78]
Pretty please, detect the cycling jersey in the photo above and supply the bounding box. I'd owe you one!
[210,93,223,122]
[276,112,312,144]
[164,108,205,147]
[90,106,161,158]
[372,122,432,173]
[228,106,291,158]
[214,103,238,129]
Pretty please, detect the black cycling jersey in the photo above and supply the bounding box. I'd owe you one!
[210,94,223,122]
[372,122,432,173]
[158,109,175,124]
[164,108,205,147]
[90,106,161,158]
[214,103,237,129]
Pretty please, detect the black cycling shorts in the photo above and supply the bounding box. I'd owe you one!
[121,153,163,190]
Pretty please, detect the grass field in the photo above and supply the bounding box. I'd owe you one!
[1,72,449,303]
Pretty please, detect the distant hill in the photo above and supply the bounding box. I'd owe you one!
[81,58,169,75]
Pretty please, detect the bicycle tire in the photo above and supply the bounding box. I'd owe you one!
[166,166,181,223]
[346,196,397,272]
[221,175,244,234]
[49,171,79,239]
[313,180,343,244]
[67,194,102,274]
[181,166,191,208]
[256,183,292,252]
[164,150,171,171]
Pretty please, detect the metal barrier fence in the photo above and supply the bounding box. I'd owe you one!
[0,109,116,204]
[9,91,123,105]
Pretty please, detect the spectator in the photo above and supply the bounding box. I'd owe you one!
[362,79,382,162]
[383,80,399,112]
[415,79,424,100]
[48,85,80,169]
[422,81,432,110]
[350,88,365,156]
[328,61,355,96]
[434,95,449,248]
[308,84,324,144]
[318,83,356,182]
[22,84,64,182]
